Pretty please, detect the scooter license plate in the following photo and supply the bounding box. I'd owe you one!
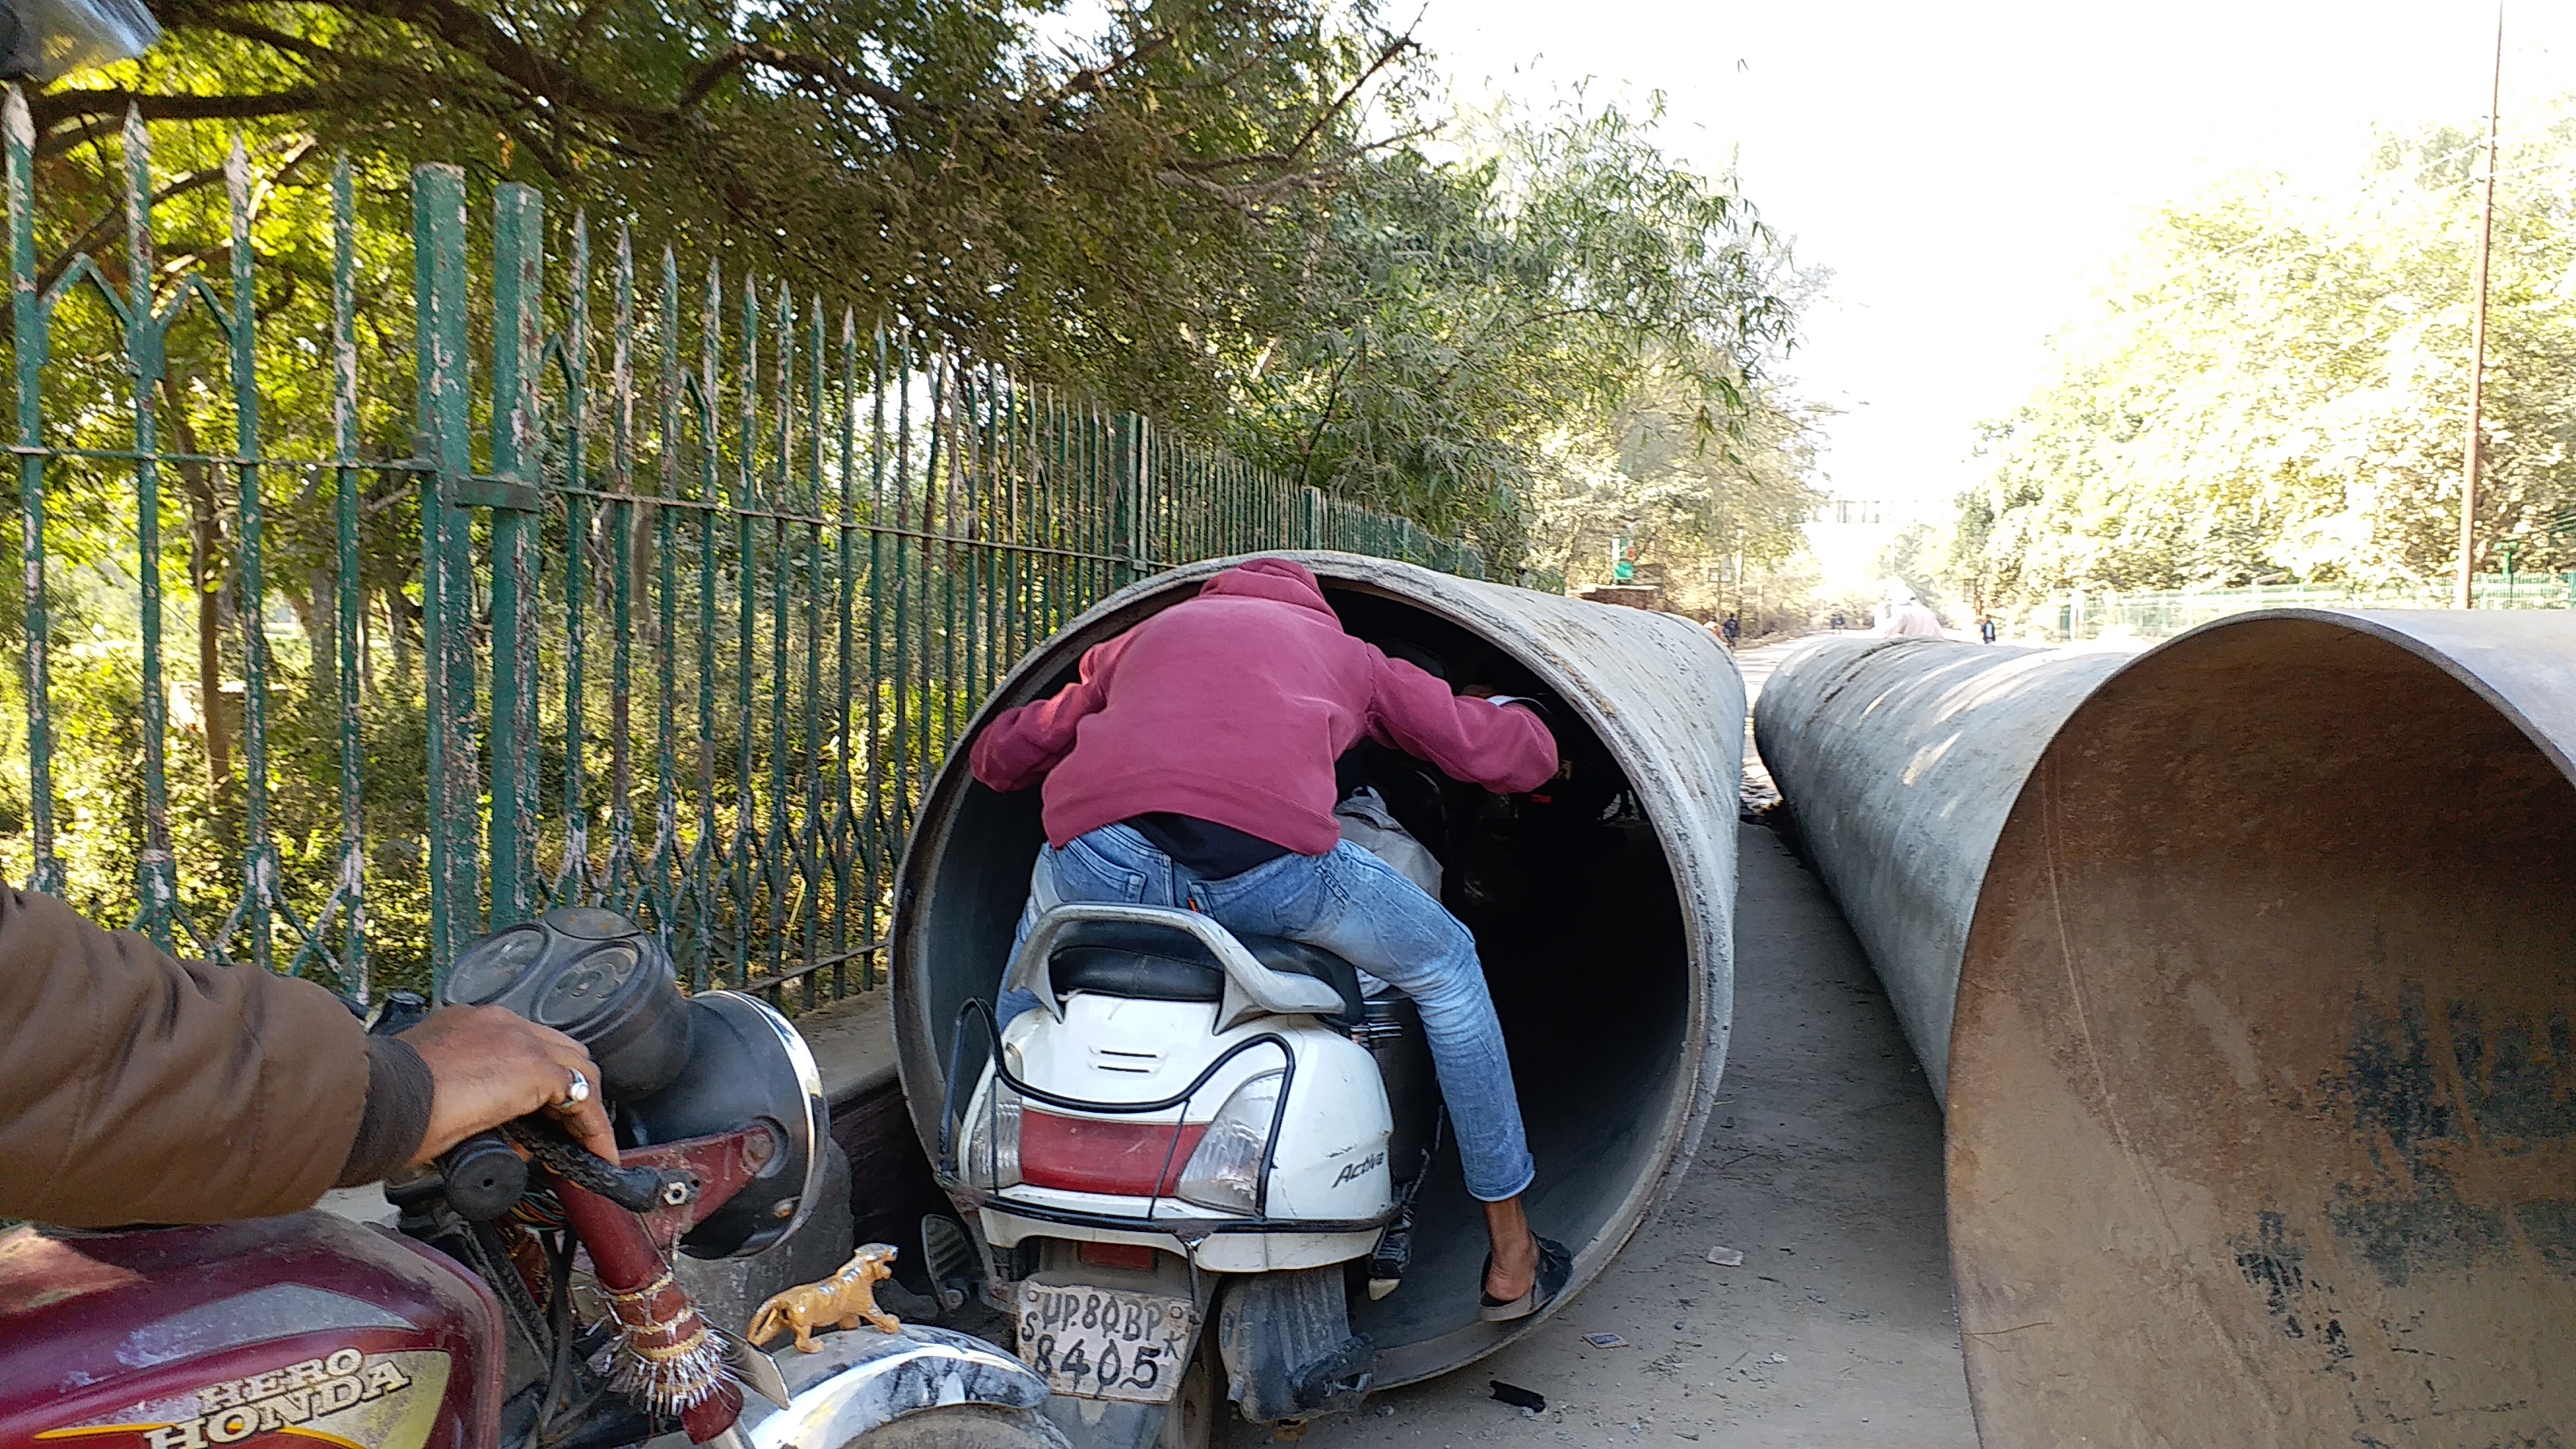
[1013,1282,1198,1404]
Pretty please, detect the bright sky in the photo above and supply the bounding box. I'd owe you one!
[1415,1,2576,507]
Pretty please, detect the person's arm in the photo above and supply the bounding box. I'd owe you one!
[1365,653,1559,793]
[0,885,616,1229]
[970,635,1131,792]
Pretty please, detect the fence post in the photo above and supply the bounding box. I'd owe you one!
[225,140,275,974]
[1113,412,1148,580]
[122,111,178,953]
[329,155,367,997]
[487,183,544,927]
[414,165,481,983]
[6,92,58,897]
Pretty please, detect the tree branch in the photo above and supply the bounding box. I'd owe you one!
[39,137,316,291]
[32,88,327,140]
[1283,33,1413,162]
[1051,31,1174,102]
[683,42,924,118]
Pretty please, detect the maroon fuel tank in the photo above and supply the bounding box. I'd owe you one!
[0,1213,503,1449]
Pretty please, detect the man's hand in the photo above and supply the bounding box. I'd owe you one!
[399,1005,620,1167]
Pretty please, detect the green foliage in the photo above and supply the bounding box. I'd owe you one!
[0,6,1819,979]
[50,0,1406,425]
[21,8,1813,571]
[1953,107,2576,606]
[1230,95,1805,564]
[1525,366,1822,603]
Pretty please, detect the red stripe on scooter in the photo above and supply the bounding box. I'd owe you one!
[1019,1112,1209,1196]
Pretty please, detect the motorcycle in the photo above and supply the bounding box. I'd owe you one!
[937,801,1451,1449]
[0,908,1065,1449]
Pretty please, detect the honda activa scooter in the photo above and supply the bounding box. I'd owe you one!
[940,889,1447,1448]
[0,908,1063,1449]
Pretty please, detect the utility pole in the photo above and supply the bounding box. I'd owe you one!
[2457,6,2503,609]
[1732,526,1745,626]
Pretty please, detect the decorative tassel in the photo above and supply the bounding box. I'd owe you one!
[589,1267,735,1416]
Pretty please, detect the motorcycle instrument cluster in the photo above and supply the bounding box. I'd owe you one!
[444,905,696,1099]
[439,907,827,1260]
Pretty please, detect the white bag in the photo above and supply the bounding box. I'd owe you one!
[1334,786,1442,897]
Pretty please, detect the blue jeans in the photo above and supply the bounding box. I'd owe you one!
[998,823,1537,1202]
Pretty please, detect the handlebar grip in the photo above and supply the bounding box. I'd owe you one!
[438,1130,529,1222]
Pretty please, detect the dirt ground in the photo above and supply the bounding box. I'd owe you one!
[1267,804,1979,1444]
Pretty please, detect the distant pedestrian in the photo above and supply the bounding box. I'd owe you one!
[1721,614,1741,648]
[1979,616,1998,645]
[1829,611,1848,632]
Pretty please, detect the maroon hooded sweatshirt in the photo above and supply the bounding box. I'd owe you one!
[970,558,1559,854]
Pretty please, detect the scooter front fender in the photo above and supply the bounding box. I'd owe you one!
[740,1324,1047,1449]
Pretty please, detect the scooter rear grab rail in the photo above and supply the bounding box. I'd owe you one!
[1000,903,1347,1027]
[939,994,1299,1220]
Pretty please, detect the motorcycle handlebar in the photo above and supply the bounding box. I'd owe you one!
[435,1130,528,1222]
[433,1118,689,1221]
[504,1118,695,1213]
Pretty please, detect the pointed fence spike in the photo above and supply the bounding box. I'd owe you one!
[5,88,29,149]
[225,137,249,247]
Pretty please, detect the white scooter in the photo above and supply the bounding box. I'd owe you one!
[938,876,1444,1447]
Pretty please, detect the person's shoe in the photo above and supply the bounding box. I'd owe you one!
[1477,1234,1571,1322]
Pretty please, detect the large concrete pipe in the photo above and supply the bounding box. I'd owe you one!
[1750,638,2129,1096]
[1760,612,2576,1446]
[892,552,1745,1385]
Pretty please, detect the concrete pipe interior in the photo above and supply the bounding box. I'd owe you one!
[893,556,1732,1384]
[1948,612,2576,1446]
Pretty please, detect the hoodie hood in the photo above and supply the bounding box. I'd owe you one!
[1197,556,1334,616]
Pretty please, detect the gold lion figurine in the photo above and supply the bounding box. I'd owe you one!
[748,1243,904,1353]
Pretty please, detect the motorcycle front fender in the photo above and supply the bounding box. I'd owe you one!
[739,1324,1048,1449]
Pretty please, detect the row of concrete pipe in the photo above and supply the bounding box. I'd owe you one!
[896,556,2572,1442]
[1757,612,2576,1447]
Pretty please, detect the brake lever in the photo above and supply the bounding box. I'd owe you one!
[505,1118,698,1214]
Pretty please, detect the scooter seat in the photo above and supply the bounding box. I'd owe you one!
[1049,919,1365,1025]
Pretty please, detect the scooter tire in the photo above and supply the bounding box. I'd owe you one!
[845,1406,1072,1449]
[1157,1325,1223,1449]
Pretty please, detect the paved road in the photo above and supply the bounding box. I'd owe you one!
[1274,820,1976,1448]
[1732,635,1823,810]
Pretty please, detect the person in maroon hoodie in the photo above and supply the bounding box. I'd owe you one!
[971,557,1570,1320]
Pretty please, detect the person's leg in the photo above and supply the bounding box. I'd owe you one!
[1196,842,1541,1300]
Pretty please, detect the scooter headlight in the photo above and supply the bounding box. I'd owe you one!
[960,1081,1024,1190]
[1174,1071,1283,1215]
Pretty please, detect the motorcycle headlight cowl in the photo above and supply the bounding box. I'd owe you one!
[1174,1071,1284,1215]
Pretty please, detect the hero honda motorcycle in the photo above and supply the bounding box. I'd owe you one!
[939,860,1448,1447]
[0,907,1064,1449]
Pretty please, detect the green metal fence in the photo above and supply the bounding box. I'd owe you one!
[2020,574,2576,644]
[2,95,1493,1005]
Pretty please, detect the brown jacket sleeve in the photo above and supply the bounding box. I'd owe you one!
[0,885,371,1227]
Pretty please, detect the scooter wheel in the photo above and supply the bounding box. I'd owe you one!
[1157,1329,1222,1449]
[844,1406,1071,1449]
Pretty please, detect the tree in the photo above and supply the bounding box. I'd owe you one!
[1230,95,1804,564]
[1526,365,1821,601]
[1953,107,2576,606]
[30,0,1417,424]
